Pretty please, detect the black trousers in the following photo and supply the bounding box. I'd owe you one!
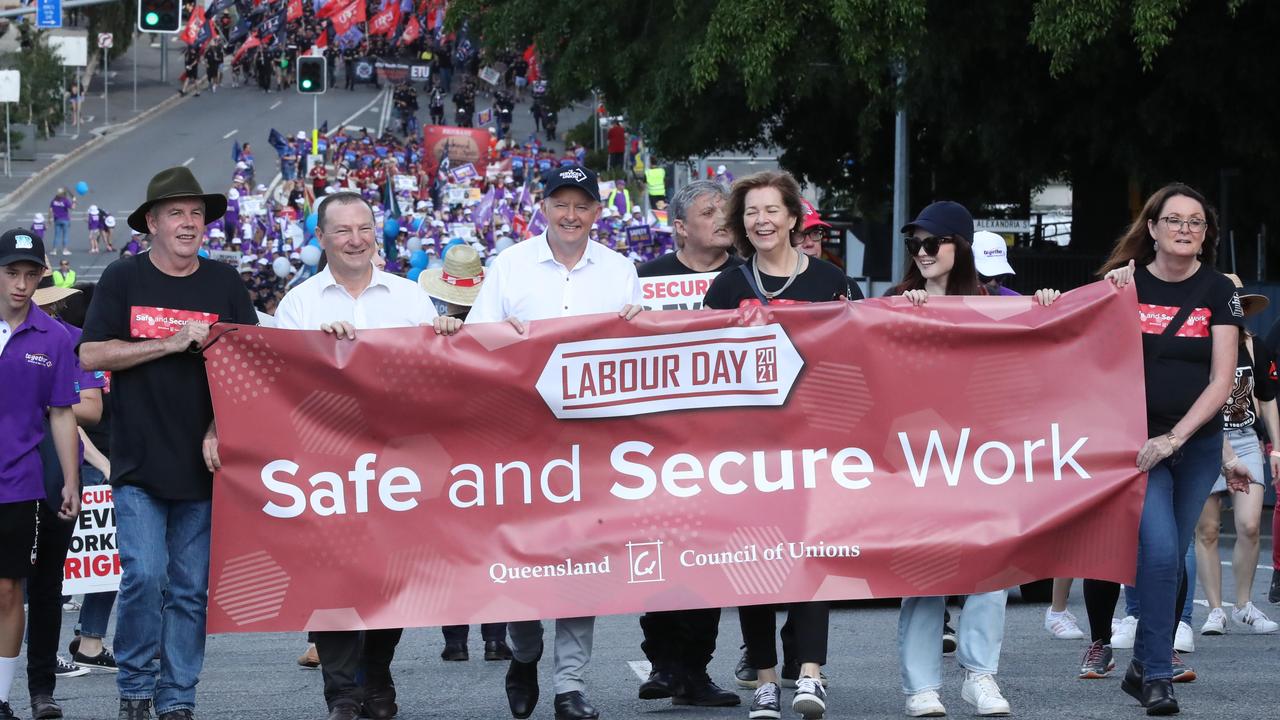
[739,602,829,670]
[26,500,75,698]
[315,628,404,709]
[441,622,506,645]
[639,608,720,675]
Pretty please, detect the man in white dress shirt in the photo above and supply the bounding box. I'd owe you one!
[469,165,641,720]
[275,191,458,720]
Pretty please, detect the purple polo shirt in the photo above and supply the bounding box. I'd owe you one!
[31,221,45,239]
[0,304,78,503]
[87,212,101,231]
[50,196,72,222]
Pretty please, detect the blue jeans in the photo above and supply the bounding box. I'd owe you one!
[1122,542,1196,624]
[77,464,117,639]
[113,485,212,715]
[1133,430,1221,680]
[52,220,69,252]
[898,590,1007,694]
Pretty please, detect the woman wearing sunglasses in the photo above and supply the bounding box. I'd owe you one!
[889,201,1060,718]
[1078,183,1248,716]
[703,170,859,720]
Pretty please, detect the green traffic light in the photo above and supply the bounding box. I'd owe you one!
[301,79,313,90]
[145,11,159,26]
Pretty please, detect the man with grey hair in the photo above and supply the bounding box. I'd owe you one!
[632,179,741,708]
[637,180,740,277]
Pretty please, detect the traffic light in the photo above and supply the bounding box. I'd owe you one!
[137,0,182,33]
[297,56,327,94]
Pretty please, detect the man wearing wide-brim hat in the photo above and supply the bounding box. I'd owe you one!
[79,167,257,720]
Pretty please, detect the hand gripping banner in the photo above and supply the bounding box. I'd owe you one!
[205,282,1147,633]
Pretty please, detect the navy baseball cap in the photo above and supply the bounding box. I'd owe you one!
[0,228,48,268]
[543,165,601,203]
[902,201,974,244]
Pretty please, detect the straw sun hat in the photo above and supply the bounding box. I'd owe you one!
[419,244,485,306]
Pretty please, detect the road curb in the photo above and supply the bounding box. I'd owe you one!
[1,91,190,211]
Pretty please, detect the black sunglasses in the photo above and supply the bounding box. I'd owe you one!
[904,236,955,256]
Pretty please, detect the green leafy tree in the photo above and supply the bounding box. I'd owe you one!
[1,32,66,137]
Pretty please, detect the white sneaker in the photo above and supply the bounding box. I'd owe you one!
[1231,602,1280,634]
[1111,615,1138,649]
[1201,606,1227,635]
[961,672,1011,716]
[1044,608,1084,639]
[1174,620,1195,652]
[905,690,946,717]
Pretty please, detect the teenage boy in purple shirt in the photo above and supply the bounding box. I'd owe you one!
[0,228,82,720]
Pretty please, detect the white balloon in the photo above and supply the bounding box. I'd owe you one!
[494,237,515,254]
[272,256,292,279]
[300,245,322,267]
[407,236,423,252]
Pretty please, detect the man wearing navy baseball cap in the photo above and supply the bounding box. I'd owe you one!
[0,228,82,720]
[470,165,642,720]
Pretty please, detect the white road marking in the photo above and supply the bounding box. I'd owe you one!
[223,128,239,139]
[336,90,387,136]
[181,157,195,166]
[269,100,283,110]
[627,660,651,682]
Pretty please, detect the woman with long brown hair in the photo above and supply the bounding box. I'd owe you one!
[1078,182,1249,715]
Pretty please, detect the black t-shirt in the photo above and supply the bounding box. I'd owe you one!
[1135,264,1244,439]
[636,251,743,278]
[703,255,863,309]
[78,252,257,500]
[1221,337,1278,430]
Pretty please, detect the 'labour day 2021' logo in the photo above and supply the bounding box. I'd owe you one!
[535,324,804,419]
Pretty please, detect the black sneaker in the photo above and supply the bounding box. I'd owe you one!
[672,673,740,707]
[1078,640,1115,679]
[55,655,89,678]
[735,647,758,689]
[942,623,958,655]
[0,700,18,720]
[792,676,827,719]
[31,694,63,719]
[157,711,194,720]
[75,647,119,671]
[1269,572,1280,604]
[781,661,828,689]
[118,699,154,720]
[749,682,781,720]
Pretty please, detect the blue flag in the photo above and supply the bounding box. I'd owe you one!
[232,140,243,163]
[259,8,287,41]
[208,0,236,17]
[268,128,290,157]
[228,18,252,43]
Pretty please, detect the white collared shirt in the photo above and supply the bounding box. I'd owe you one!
[468,234,641,323]
[274,264,438,330]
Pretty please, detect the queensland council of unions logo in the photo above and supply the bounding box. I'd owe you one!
[536,324,804,419]
[626,541,665,584]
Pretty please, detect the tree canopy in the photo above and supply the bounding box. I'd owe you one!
[451,0,1278,272]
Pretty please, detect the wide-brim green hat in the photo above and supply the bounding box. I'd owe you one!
[127,166,228,233]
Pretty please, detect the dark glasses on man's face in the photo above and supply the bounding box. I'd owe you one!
[904,236,955,256]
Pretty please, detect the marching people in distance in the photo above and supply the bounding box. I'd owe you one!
[702,170,861,720]
[889,200,1062,719]
[469,164,644,720]
[1083,183,1247,716]
[79,167,259,720]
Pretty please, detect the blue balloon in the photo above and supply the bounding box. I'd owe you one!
[383,218,400,240]
[198,248,210,258]
[407,267,423,281]
[308,237,320,247]
[305,212,318,236]
[409,249,428,269]
[75,181,89,195]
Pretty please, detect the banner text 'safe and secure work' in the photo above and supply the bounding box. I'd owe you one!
[205,282,1147,633]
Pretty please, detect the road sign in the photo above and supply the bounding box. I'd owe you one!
[0,70,19,103]
[37,0,62,29]
[47,32,88,67]
[974,218,1031,234]
[98,33,114,49]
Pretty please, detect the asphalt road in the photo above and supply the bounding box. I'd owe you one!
[14,544,1279,720]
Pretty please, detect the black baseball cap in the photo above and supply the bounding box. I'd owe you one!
[0,228,48,268]
[542,165,601,203]
[902,201,974,244]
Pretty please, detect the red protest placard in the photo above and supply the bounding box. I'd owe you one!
[205,282,1147,633]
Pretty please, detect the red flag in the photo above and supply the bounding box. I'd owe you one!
[177,5,207,46]
[523,44,541,83]
[330,0,367,36]
[368,4,401,37]
[232,33,261,65]
[287,0,303,22]
[316,0,342,19]
[399,15,421,46]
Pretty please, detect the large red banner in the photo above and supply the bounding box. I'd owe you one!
[205,282,1147,633]
[422,125,491,178]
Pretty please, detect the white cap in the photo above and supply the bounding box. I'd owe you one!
[716,164,727,174]
[257,257,269,265]
[228,188,240,200]
[972,231,1016,277]
[289,251,301,259]
[88,204,98,213]
[236,161,249,170]
[296,131,306,139]
[209,228,224,237]
[34,212,44,222]
[631,206,641,214]
[256,184,267,192]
